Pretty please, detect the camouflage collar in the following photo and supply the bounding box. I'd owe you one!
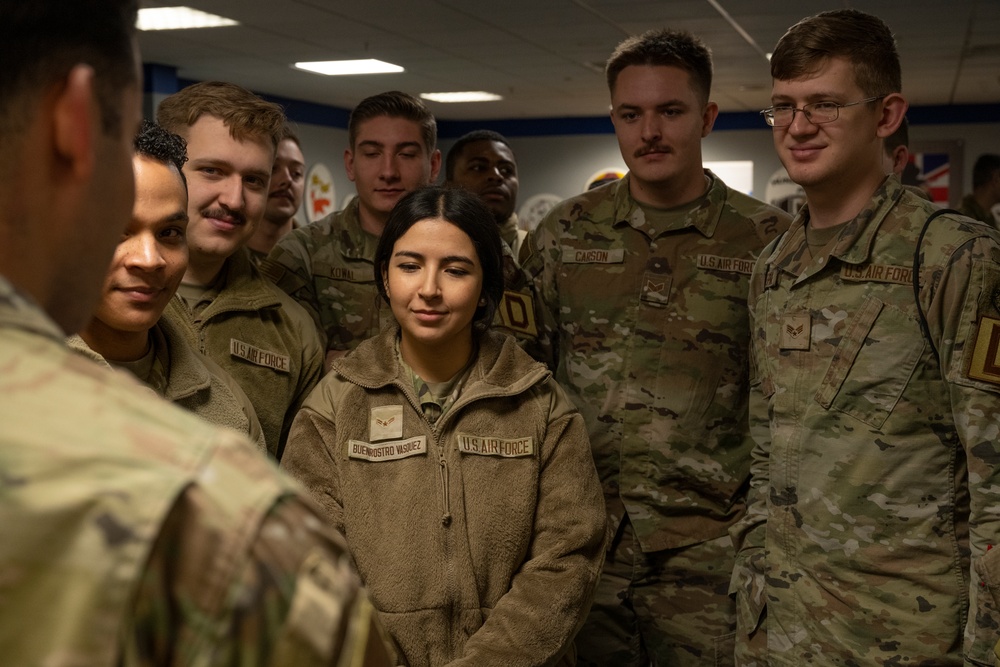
[768,175,903,280]
[611,170,725,240]
[337,199,379,261]
[0,274,65,342]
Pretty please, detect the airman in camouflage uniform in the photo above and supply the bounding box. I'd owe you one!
[262,91,441,368]
[730,10,1000,665]
[0,3,391,664]
[444,130,553,367]
[528,28,790,666]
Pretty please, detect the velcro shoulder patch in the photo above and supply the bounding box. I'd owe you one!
[497,290,538,336]
[967,316,1000,385]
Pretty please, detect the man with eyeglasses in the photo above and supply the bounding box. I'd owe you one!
[529,28,790,666]
[730,9,1000,665]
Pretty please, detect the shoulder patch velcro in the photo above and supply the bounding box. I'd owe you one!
[967,316,1000,385]
[497,290,538,336]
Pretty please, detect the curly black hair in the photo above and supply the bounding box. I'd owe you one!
[134,119,188,176]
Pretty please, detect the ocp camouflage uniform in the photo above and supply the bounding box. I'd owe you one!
[0,274,392,667]
[527,171,790,665]
[260,199,392,357]
[165,248,324,460]
[730,175,1000,665]
[497,213,555,369]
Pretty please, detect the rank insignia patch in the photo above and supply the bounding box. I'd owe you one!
[780,314,811,350]
[370,405,404,441]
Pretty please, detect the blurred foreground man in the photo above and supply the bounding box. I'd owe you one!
[0,2,390,664]
[731,9,1000,665]
[529,28,789,666]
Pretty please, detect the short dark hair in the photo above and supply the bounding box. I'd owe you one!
[973,154,1000,189]
[157,81,285,150]
[0,0,139,143]
[884,116,909,156]
[134,119,188,187]
[445,130,514,181]
[771,9,901,98]
[374,186,503,334]
[348,91,437,153]
[606,29,713,104]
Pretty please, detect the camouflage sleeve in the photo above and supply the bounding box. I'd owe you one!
[524,211,563,370]
[260,230,324,336]
[126,490,395,667]
[929,238,1000,663]
[729,250,772,648]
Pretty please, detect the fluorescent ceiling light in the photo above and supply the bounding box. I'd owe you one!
[138,7,238,30]
[294,59,404,76]
[419,91,502,103]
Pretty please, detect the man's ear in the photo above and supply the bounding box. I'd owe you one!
[876,93,908,139]
[429,149,442,183]
[51,64,98,181]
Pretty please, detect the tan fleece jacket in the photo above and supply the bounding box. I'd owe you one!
[281,327,607,667]
[67,317,266,451]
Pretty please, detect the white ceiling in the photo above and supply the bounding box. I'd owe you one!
[137,0,1000,121]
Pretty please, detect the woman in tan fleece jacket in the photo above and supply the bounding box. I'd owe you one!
[281,186,607,666]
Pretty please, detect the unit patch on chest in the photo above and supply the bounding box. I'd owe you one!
[229,338,290,373]
[457,433,534,458]
[348,436,427,462]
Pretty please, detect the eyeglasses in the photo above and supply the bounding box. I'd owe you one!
[760,96,886,127]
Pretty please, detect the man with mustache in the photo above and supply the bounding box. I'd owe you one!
[157,81,324,460]
[248,124,306,263]
[445,130,551,366]
[528,29,790,666]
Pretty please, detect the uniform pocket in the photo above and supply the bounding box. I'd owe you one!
[814,295,924,428]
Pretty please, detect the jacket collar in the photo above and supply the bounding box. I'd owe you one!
[334,325,549,400]
[611,169,726,239]
[765,175,903,284]
[201,247,282,317]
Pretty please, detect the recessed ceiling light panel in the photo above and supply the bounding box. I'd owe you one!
[419,91,502,103]
[294,59,404,76]
[138,6,238,30]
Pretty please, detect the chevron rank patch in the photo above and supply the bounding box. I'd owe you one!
[370,405,403,442]
[968,316,1000,385]
[780,314,811,350]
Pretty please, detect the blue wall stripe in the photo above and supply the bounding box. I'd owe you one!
[144,66,999,138]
